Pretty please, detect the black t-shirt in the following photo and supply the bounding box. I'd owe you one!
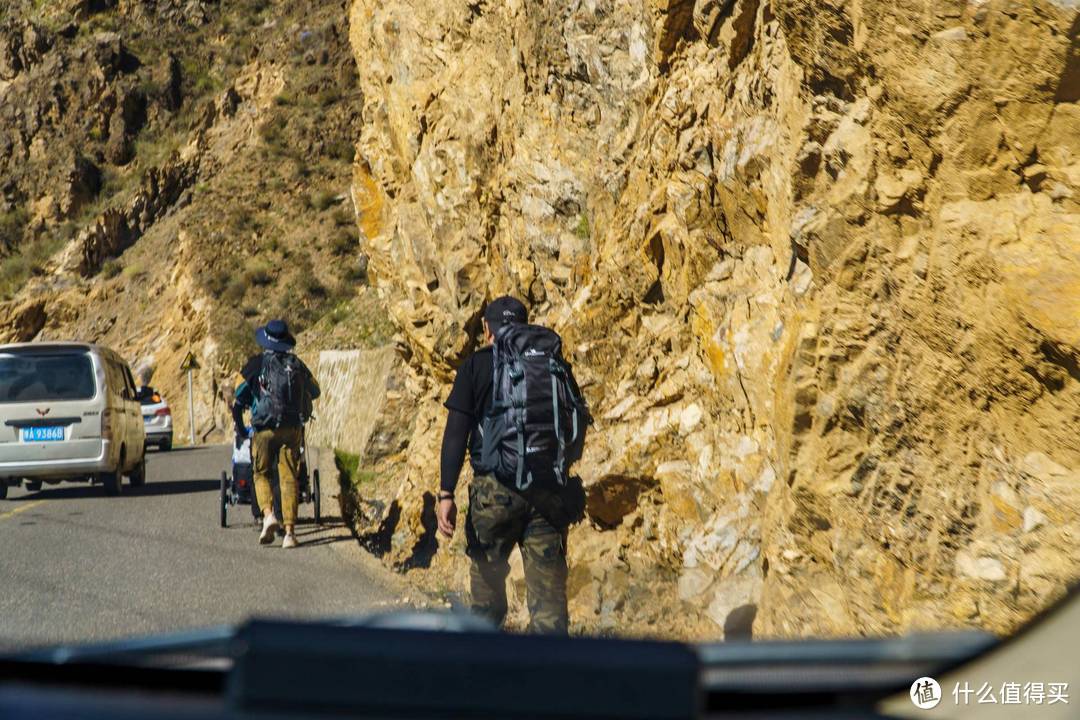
[444,346,493,468]
[240,354,263,384]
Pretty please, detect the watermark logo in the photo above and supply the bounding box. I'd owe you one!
[911,677,942,710]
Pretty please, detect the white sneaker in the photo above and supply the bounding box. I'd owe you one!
[282,533,297,549]
[259,514,280,545]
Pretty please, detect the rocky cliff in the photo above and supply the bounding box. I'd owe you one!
[346,0,1080,638]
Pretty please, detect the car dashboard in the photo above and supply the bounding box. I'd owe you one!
[0,610,1004,720]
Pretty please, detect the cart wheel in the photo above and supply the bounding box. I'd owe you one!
[219,471,228,528]
[313,469,322,525]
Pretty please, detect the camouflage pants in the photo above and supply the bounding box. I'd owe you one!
[465,473,569,635]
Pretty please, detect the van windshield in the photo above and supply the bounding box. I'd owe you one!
[0,352,97,403]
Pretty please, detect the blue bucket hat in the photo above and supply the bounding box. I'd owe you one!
[255,319,296,352]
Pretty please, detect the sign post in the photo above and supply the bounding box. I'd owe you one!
[180,351,200,446]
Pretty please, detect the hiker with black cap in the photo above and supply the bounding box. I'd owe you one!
[437,296,591,634]
[232,319,321,549]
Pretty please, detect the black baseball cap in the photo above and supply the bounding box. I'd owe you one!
[483,296,528,332]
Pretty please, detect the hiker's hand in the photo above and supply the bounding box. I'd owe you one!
[437,498,457,537]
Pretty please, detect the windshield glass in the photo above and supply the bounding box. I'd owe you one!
[3,4,1080,716]
[0,353,96,403]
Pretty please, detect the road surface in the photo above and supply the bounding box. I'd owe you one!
[0,445,407,651]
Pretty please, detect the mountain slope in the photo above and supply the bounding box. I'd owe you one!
[0,0,386,437]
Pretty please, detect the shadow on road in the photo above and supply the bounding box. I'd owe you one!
[149,446,221,454]
[16,478,220,501]
[288,521,351,548]
[129,479,220,496]
[294,534,352,548]
[296,520,345,533]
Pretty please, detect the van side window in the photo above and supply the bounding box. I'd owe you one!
[123,367,137,398]
[105,360,122,399]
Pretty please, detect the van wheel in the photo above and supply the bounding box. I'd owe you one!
[160,438,172,452]
[0,480,7,500]
[102,468,122,496]
[128,455,146,487]
[25,480,42,493]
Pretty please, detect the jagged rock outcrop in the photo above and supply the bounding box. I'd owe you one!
[348,0,1080,638]
[71,154,199,276]
[0,297,46,343]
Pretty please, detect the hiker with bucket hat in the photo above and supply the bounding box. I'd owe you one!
[232,319,320,548]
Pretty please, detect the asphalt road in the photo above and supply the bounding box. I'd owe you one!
[0,445,407,651]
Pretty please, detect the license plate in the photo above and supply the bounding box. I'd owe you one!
[22,426,64,442]
[143,415,153,422]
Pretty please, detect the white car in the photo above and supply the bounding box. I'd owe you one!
[0,342,147,497]
[137,386,173,451]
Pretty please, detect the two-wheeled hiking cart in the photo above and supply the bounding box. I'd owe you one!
[219,429,321,528]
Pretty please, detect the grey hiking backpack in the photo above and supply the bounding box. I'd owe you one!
[250,350,312,429]
[478,323,591,492]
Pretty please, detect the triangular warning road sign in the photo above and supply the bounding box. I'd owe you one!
[180,351,200,371]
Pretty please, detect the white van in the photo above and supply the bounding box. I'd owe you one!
[0,342,147,498]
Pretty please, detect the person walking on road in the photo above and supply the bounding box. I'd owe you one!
[437,297,590,635]
[232,319,320,549]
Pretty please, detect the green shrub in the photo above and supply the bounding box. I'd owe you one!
[326,300,351,326]
[259,235,280,254]
[327,139,356,163]
[0,206,28,252]
[311,190,336,211]
[218,314,259,371]
[331,205,353,227]
[574,213,590,241]
[133,129,182,168]
[99,168,129,200]
[189,65,220,96]
[258,115,287,151]
[317,87,341,107]
[343,255,369,284]
[101,258,122,279]
[137,75,164,102]
[244,260,272,286]
[203,266,231,295]
[0,255,30,300]
[0,229,66,299]
[334,449,363,487]
[27,235,64,270]
[230,208,257,234]
[329,228,354,256]
[223,276,247,305]
[300,273,327,299]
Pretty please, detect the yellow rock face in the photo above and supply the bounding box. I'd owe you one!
[348,0,1080,639]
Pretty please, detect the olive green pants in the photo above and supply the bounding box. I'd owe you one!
[253,426,301,526]
[465,474,569,635]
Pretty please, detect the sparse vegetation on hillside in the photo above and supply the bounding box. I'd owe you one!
[0,0,383,384]
[0,233,66,300]
[0,208,29,256]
